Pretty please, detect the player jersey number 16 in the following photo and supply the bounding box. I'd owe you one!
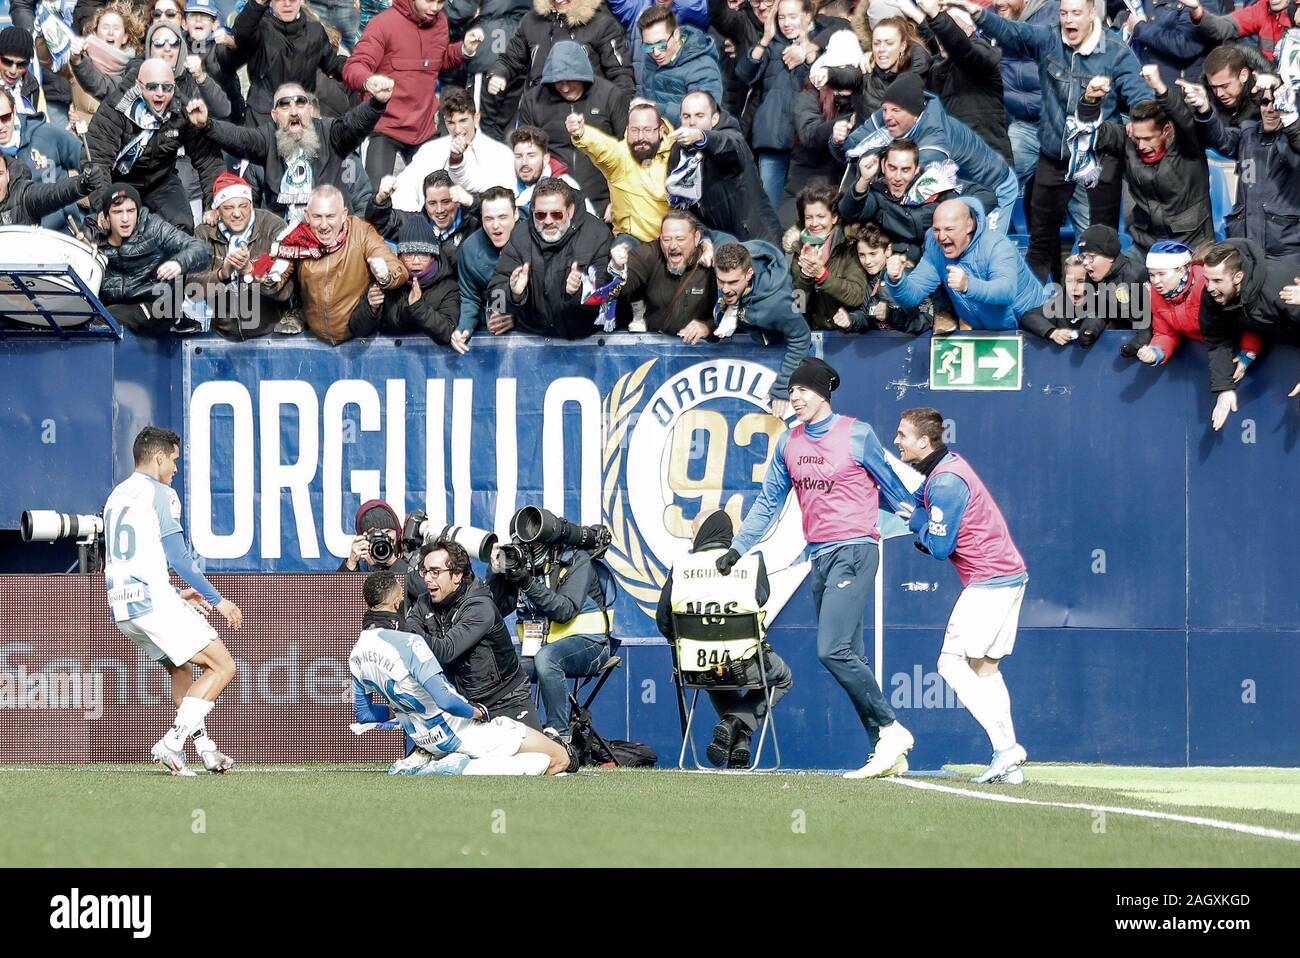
[103,507,137,561]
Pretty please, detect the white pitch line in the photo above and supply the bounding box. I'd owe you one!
[887,776,1300,844]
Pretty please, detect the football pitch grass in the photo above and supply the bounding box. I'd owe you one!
[3,764,1299,867]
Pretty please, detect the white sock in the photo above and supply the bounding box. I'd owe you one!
[163,697,214,750]
[978,671,1017,753]
[462,753,551,776]
[937,655,1013,754]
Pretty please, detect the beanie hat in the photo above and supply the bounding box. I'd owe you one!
[213,171,253,208]
[788,357,840,401]
[355,499,401,535]
[397,216,439,256]
[1145,239,1193,270]
[100,183,142,216]
[881,72,925,117]
[0,27,34,62]
[1077,224,1121,260]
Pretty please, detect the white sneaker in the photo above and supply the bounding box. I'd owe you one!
[200,749,235,773]
[388,749,435,776]
[151,739,197,777]
[844,722,914,779]
[972,744,1028,784]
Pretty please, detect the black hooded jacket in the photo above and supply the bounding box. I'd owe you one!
[356,254,461,345]
[669,111,782,246]
[404,573,531,711]
[1199,238,1300,392]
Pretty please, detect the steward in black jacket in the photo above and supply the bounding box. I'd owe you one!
[405,569,540,726]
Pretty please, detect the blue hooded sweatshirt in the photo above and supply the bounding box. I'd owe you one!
[886,197,1047,331]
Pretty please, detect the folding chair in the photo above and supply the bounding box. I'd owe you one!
[528,642,624,761]
[672,612,780,771]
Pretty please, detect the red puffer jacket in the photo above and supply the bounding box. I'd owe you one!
[343,0,468,146]
[1150,264,1263,362]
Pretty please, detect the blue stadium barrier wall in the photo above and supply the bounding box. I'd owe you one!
[1,331,1297,769]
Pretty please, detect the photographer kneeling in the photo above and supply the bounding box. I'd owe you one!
[656,509,793,768]
[405,539,549,735]
[489,508,617,744]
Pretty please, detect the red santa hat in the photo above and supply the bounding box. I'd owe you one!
[213,171,254,209]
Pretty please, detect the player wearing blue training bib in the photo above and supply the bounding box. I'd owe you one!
[349,570,570,776]
[103,427,243,777]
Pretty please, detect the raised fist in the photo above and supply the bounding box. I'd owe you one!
[487,74,507,96]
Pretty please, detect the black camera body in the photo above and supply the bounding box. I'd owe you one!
[365,529,396,565]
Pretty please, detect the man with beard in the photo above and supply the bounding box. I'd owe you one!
[370,170,482,279]
[510,126,591,214]
[568,100,673,244]
[517,40,631,213]
[189,172,295,340]
[711,241,810,417]
[284,185,409,345]
[186,81,393,224]
[452,186,520,353]
[85,59,226,232]
[619,209,719,338]
[1199,240,1300,430]
[486,178,614,339]
[667,90,781,246]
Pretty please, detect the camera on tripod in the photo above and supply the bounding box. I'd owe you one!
[20,510,106,573]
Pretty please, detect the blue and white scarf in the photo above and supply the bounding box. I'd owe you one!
[582,267,623,332]
[665,150,703,208]
[1064,114,1103,190]
[1274,28,1300,123]
[33,1,76,73]
[278,151,315,222]
[112,90,163,175]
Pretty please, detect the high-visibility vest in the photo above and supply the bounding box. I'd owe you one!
[669,548,766,669]
[515,558,615,644]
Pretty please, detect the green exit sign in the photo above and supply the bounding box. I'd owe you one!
[929,335,1023,391]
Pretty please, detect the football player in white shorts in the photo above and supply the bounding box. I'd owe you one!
[104,427,243,776]
[895,408,1030,784]
[350,570,570,776]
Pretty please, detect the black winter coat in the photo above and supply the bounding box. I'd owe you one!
[230,1,347,126]
[404,574,532,711]
[201,99,387,223]
[621,241,716,333]
[93,207,212,304]
[1197,108,1300,259]
[668,112,782,246]
[860,43,932,117]
[1199,238,1300,392]
[84,88,225,206]
[355,255,461,344]
[487,0,636,96]
[1085,85,1213,255]
[838,174,992,265]
[517,78,629,208]
[488,209,613,338]
[365,198,481,279]
[0,157,93,227]
[922,13,1014,165]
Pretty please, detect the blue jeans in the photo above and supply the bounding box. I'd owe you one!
[810,542,894,749]
[311,0,360,48]
[756,150,791,213]
[1008,119,1089,233]
[523,634,610,737]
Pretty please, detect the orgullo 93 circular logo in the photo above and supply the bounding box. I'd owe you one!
[602,359,810,619]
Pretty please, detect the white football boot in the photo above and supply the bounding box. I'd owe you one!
[388,749,436,776]
[972,744,1028,784]
[843,722,915,779]
[200,749,235,773]
[151,738,197,777]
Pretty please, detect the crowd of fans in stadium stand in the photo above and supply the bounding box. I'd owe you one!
[1,0,1298,425]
